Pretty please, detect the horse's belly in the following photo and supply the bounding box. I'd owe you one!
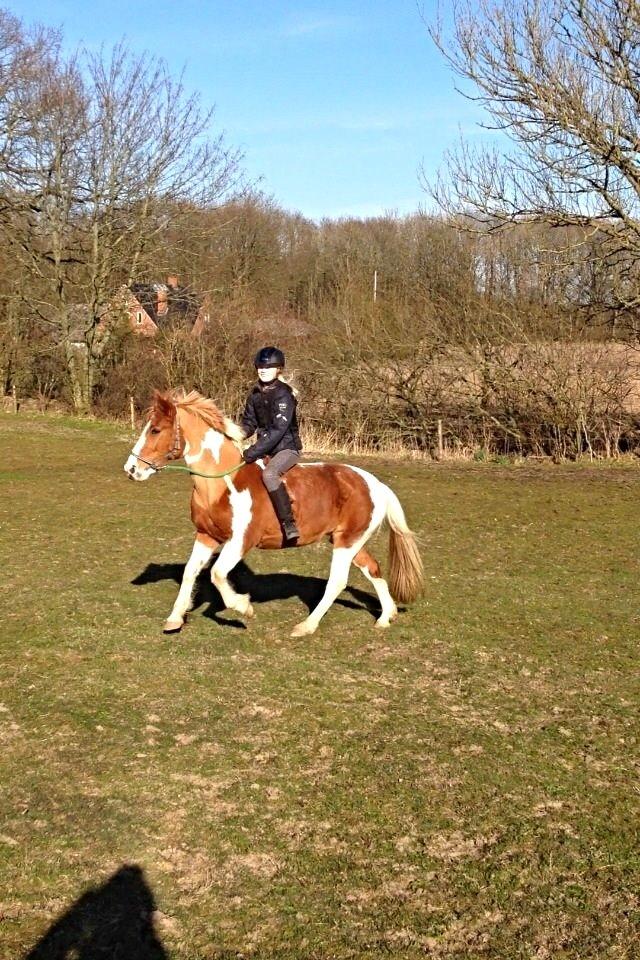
[256,528,327,550]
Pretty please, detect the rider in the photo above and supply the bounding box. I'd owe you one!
[240,346,302,542]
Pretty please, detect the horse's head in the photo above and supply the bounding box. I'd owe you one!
[124,391,183,481]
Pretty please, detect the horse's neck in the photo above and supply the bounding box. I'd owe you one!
[179,410,241,495]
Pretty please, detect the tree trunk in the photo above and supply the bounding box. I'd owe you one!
[65,340,93,413]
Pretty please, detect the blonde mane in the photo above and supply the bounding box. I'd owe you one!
[158,389,245,444]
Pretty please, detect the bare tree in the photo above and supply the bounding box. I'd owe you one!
[0,11,243,410]
[426,0,640,324]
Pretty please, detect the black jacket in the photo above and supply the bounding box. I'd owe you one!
[241,380,302,463]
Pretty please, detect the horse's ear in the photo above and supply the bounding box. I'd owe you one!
[153,390,176,420]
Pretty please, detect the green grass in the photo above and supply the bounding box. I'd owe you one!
[1,412,639,959]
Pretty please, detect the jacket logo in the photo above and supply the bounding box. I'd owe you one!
[278,402,288,411]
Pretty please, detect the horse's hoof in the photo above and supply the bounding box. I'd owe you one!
[291,620,316,638]
[375,619,391,630]
[235,595,254,619]
[163,620,183,633]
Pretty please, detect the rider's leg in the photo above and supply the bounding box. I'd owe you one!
[263,450,300,542]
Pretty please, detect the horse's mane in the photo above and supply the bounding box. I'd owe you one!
[154,389,245,444]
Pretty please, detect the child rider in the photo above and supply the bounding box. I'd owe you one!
[240,346,302,543]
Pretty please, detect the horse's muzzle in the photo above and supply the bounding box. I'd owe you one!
[124,456,153,481]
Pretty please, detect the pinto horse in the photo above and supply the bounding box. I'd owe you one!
[124,389,423,637]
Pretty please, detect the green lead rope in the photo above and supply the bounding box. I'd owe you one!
[161,462,244,480]
[130,449,245,480]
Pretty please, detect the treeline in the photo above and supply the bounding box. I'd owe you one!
[1,6,639,459]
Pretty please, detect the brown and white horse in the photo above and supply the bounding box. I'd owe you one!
[124,389,423,637]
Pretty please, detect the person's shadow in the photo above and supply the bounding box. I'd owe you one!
[131,558,385,628]
[23,864,167,959]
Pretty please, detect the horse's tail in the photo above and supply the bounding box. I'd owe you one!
[385,487,424,603]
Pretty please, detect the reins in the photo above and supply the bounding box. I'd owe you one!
[132,453,244,480]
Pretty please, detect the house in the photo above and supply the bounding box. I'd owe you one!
[123,275,210,337]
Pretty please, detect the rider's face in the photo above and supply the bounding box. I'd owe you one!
[257,367,279,383]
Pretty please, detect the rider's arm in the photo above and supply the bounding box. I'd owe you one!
[240,393,258,439]
[243,392,295,463]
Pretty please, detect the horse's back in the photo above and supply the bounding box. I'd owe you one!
[284,460,386,546]
[286,459,374,500]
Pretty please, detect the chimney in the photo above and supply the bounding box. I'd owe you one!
[156,285,169,317]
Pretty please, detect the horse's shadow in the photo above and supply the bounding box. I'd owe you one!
[131,558,382,628]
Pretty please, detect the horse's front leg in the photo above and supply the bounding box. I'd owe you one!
[164,534,217,633]
[211,539,254,619]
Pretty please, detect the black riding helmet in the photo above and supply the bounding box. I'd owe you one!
[254,346,285,369]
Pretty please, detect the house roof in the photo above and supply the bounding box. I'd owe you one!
[130,282,201,328]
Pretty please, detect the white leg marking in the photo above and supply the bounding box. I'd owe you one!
[355,564,398,628]
[349,468,400,628]
[291,547,355,637]
[165,539,214,631]
[291,465,391,637]
[211,486,254,617]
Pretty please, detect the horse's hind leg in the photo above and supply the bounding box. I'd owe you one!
[165,534,217,633]
[291,546,356,637]
[353,547,398,629]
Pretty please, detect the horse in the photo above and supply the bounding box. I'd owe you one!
[124,389,423,637]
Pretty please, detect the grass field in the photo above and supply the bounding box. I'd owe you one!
[1,412,639,959]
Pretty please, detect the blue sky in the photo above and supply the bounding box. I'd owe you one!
[12,1,487,221]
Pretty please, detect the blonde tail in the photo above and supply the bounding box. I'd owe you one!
[386,488,424,603]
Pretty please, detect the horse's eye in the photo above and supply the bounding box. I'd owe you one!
[150,427,160,435]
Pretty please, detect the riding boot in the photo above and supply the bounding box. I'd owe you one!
[268,484,299,543]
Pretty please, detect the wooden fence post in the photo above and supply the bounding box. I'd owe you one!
[437,419,444,460]
[129,396,135,430]
[12,384,18,414]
